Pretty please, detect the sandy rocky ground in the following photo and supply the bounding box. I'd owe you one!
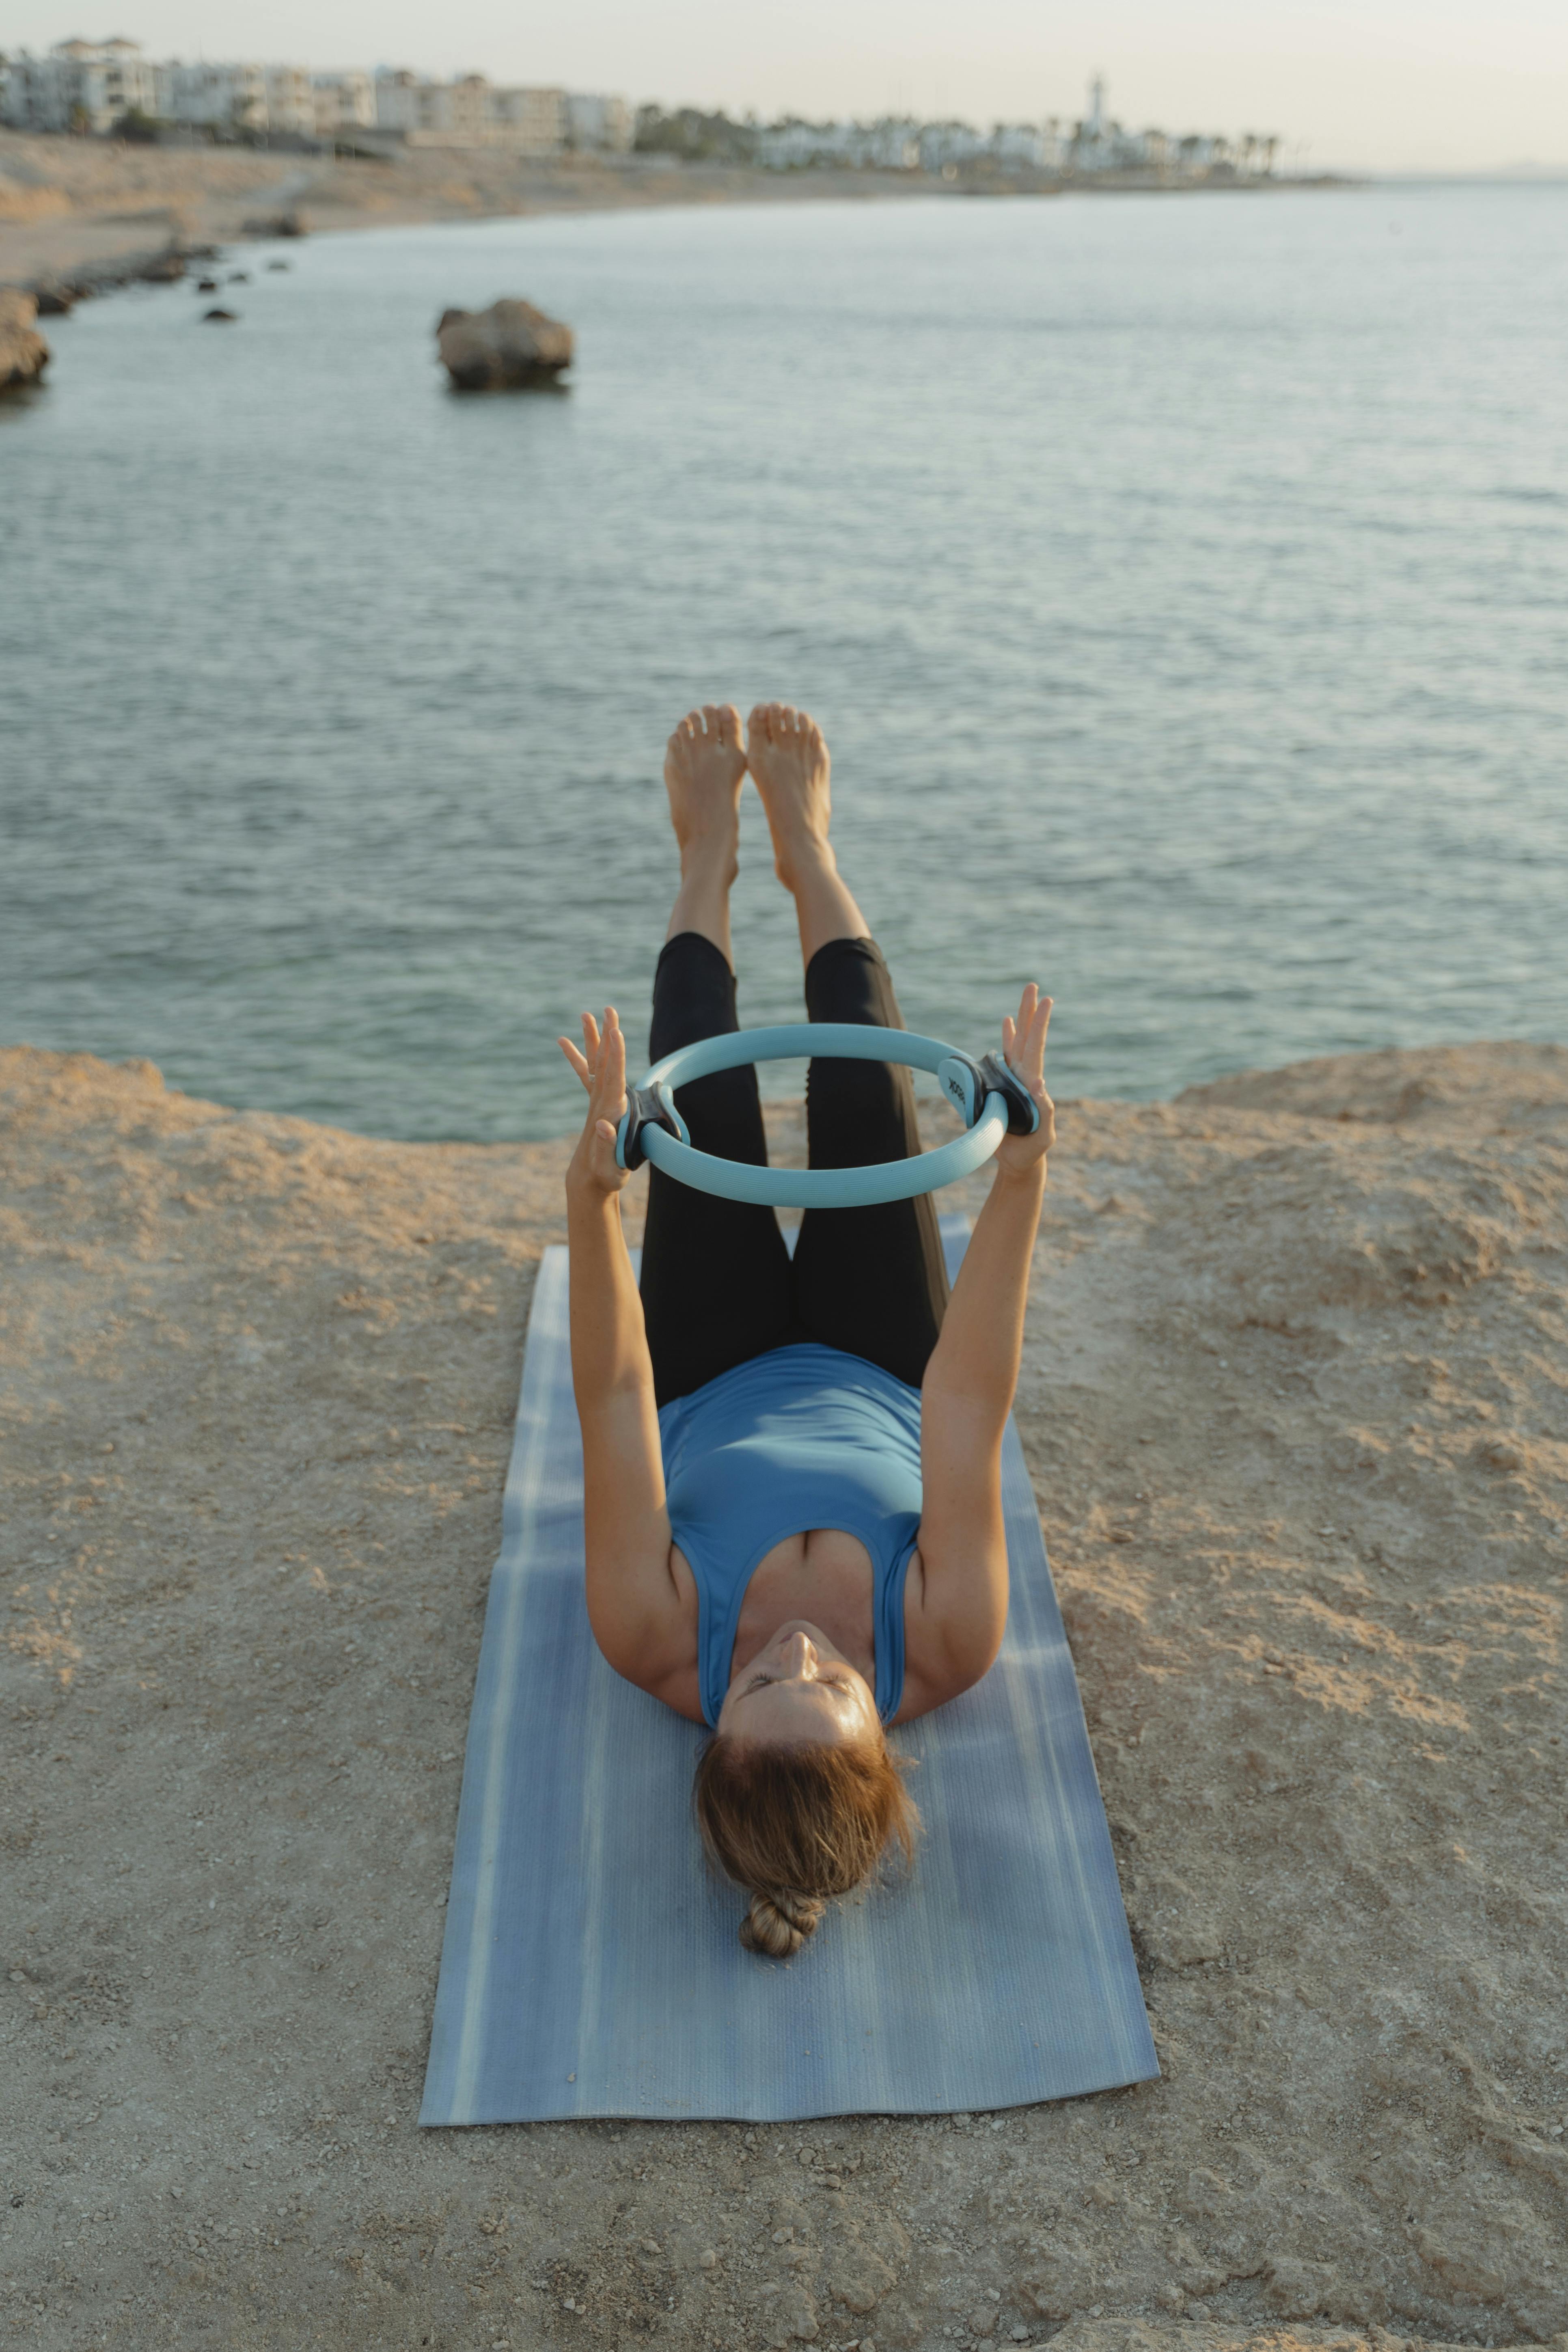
[0,131,937,292]
[1,1040,1565,2352]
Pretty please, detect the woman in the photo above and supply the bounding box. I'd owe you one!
[560,701,1054,1957]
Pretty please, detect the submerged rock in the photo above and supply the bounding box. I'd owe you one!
[436,298,574,391]
[0,290,50,390]
[202,308,238,324]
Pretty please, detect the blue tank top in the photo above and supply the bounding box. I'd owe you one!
[658,1343,923,1730]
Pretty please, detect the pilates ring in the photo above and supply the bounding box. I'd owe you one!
[614,1024,1040,1209]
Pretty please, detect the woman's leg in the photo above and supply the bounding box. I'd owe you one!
[638,709,793,1407]
[745,704,949,1387]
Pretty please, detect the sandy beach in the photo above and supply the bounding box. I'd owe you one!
[0,131,982,291]
[2,1037,1564,2350]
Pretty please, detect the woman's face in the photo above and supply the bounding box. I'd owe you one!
[716,1621,880,1750]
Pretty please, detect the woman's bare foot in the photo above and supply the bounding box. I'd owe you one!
[664,705,746,871]
[745,701,870,960]
[662,705,746,955]
[744,703,834,888]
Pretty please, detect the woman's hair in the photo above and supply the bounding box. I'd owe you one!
[693,1731,919,1958]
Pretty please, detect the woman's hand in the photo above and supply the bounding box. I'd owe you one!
[992,983,1056,1177]
[559,1006,632,1197]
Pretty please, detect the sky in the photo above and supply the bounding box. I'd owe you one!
[8,0,1568,173]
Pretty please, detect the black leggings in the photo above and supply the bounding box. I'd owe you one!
[639,931,950,1407]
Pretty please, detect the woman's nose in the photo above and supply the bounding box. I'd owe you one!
[781,1631,817,1674]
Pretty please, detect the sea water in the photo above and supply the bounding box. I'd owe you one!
[4,183,1566,1141]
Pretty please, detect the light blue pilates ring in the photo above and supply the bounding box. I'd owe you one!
[613,1024,1040,1208]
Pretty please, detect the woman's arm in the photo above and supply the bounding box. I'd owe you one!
[906,987,1055,1702]
[559,1009,691,1691]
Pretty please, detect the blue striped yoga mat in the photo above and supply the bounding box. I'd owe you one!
[420,1219,1156,2124]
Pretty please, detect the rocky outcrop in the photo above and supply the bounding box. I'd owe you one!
[28,241,217,311]
[436,298,574,390]
[243,209,306,237]
[0,289,50,390]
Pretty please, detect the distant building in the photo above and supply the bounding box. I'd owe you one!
[485,83,567,153]
[917,120,989,172]
[156,59,270,133]
[263,64,313,138]
[311,71,377,135]
[4,37,156,132]
[0,42,314,137]
[565,91,634,153]
[0,45,1274,179]
[1057,76,1275,178]
[988,121,1061,169]
[373,69,571,153]
[753,117,920,169]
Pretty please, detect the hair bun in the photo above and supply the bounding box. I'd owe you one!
[740,1889,824,1959]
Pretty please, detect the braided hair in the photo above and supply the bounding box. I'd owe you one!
[694,1733,917,1957]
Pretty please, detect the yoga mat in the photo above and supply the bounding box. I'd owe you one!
[420,1219,1156,2124]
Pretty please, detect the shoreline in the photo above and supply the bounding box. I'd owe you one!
[0,127,1353,295]
[2,1035,1564,2346]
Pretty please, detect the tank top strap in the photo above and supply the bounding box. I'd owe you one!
[873,1537,917,1722]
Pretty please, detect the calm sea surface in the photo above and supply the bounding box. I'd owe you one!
[4,184,1566,1141]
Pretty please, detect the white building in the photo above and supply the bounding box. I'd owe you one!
[565,91,633,153]
[263,63,314,138]
[0,37,347,139]
[988,121,1062,169]
[156,58,268,132]
[373,70,426,135]
[755,117,920,170]
[486,82,567,153]
[375,69,568,153]
[311,71,376,135]
[3,37,156,132]
[917,120,989,172]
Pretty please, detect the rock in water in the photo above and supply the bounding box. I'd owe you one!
[436,299,574,391]
[0,290,50,390]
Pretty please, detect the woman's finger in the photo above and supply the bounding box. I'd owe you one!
[594,1011,626,1107]
[559,1036,593,1091]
